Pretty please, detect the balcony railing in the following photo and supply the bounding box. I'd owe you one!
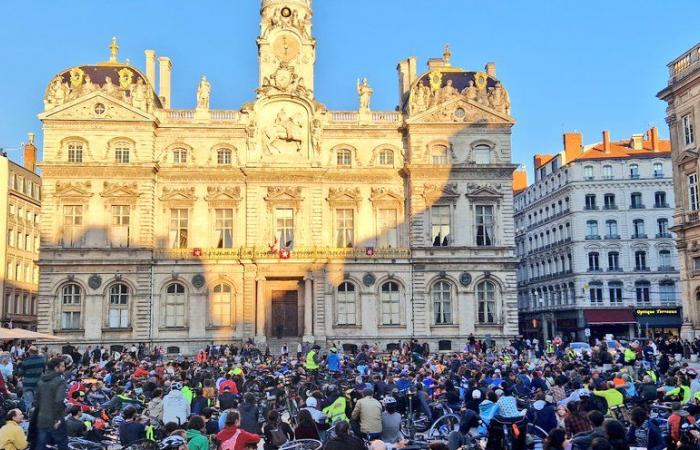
[603,205,618,210]
[654,203,670,208]
[607,267,623,272]
[585,235,601,240]
[658,265,676,272]
[210,110,240,121]
[630,204,645,209]
[167,110,194,121]
[630,174,640,179]
[631,233,648,239]
[584,205,598,210]
[604,234,621,240]
[669,44,700,82]
[635,266,651,272]
[656,232,672,238]
[372,111,402,122]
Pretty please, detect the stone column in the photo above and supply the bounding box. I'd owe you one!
[303,276,313,343]
[256,277,266,343]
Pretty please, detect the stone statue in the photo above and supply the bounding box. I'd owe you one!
[130,78,147,110]
[102,76,118,97]
[82,75,97,95]
[357,78,373,111]
[246,116,257,154]
[461,80,478,102]
[441,79,458,101]
[488,81,510,114]
[45,76,68,109]
[196,75,211,109]
[311,118,322,153]
[263,108,304,154]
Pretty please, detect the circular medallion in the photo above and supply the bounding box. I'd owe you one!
[281,6,292,17]
[94,103,105,115]
[362,273,376,287]
[88,274,102,290]
[459,272,472,287]
[192,274,206,289]
[454,107,466,119]
[273,34,300,62]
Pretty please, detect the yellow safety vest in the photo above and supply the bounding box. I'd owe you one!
[624,348,636,363]
[546,343,554,353]
[305,350,319,370]
[646,370,657,383]
[322,396,348,424]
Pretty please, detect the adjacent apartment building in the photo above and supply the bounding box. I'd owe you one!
[515,129,680,342]
[0,135,40,329]
[658,42,700,339]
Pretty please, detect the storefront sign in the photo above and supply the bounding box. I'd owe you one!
[634,308,680,317]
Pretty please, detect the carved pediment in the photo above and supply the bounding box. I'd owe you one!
[407,97,514,125]
[678,149,699,166]
[160,187,196,203]
[101,181,139,198]
[54,181,92,198]
[465,183,503,200]
[265,186,303,210]
[416,183,460,201]
[206,186,242,208]
[370,187,403,205]
[39,91,155,122]
[327,187,361,208]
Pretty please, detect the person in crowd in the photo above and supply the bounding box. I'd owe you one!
[544,428,567,450]
[626,407,664,450]
[34,356,68,450]
[216,410,261,450]
[294,409,320,440]
[0,409,27,450]
[185,415,209,450]
[163,383,190,425]
[119,406,146,447]
[351,388,383,440]
[262,409,294,450]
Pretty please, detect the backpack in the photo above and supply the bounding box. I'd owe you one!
[269,425,288,447]
[221,429,241,450]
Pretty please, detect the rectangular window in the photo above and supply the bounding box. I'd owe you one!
[335,209,354,247]
[6,262,12,280]
[62,205,83,247]
[689,174,699,211]
[683,114,695,146]
[590,286,603,303]
[588,252,600,271]
[431,205,451,246]
[609,285,622,303]
[111,205,130,247]
[653,163,664,178]
[474,147,491,164]
[636,284,651,303]
[115,147,130,163]
[475,205,495,246]
[604,194,616,209]
[275,208,294,249]
[214,209,234,249]
[585,194,596,209]
[608,252,619,270]
[584,166,593,179]
[377,208,398,248]
[603,165,613,179]
[169,209,188,249]
[7,229,13,247]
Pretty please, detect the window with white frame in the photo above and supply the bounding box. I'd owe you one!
[210,283,232,327]
[659,249,672,268]
[603,165,613,179]
[108,283,129,328]
[608,252,620,270]
[63,205,83,247]
[335,209,354,248]
[169,209,189,248]
[217,149,232,165]
[609,281,623,303]
[586,220,598,237]
[67,142,83,163]
[163,283,186,327]
[61,283,82,329]
[683,114,695,146]
[653,162,663,177]
[275,208,294,249]
[336,149,352,167]
[584,165,594,179]
[629,164,639,178]
[588,252,600,271]
[111,205,130,247]
[377,208,398,248]
[432,281,452,324]
[635,250,647,270]
[114,143,130,163]
[635,280,650,303]
[633,219,645,237]
[378,149,394,166]
[215,209,234,249]
[477,280,497,323]
[431,145,449,165]
[475,205,495,246]
[688,174,699,211]
[589,282,603,303]
[173,148,187,164]
[431,205,450,247]
[657,218,669,236]
[336,282,357,325]
[380,281,401,325]
[473,145,491,164]
[606,220,618,237]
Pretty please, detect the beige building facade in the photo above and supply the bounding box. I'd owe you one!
[38,0,518,353]
[659,42,700,338]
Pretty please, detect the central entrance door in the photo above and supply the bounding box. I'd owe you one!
[271,290,299,337]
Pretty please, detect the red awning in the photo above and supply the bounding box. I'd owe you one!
[584,309,636,325]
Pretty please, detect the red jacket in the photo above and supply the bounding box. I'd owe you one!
[216,426,260,450]
[218,380,238,395]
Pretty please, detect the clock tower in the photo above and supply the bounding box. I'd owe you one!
[258,0,315,98]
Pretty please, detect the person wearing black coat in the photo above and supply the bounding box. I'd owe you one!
[323,421,365,450]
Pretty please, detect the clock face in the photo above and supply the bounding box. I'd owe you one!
[273,34,300,62]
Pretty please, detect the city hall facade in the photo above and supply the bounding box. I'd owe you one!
[37,0,519,353]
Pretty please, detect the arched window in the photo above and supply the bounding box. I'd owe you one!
[173,148,187,164]
[210,283,233,327]
[586,220,598,238]
[67,142,83,163]
[632,219,645,237]
[108,283,129,328]
[61,283,82,329]
[217,148,232,165]
[378,149,394,166]
[635,250,647,270]
[659,249,672,269]
[473,144,492,164]
[477,281,497,323]
[114,142,130,163]
[432,281,452,324]
[337,282,356,325]
[635,280,651,303]
[629,163,639,178]
[336,149,352,167]
[163,283,186,327]
[380,281,401,325]
[431,145,449,165]
[659,280,675,304]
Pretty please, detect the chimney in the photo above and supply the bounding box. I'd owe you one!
[485,62,496,78]
[145,49,156,88]
[397,56,417,106]
[630,133,644,150]
[513,164,528,193]
[563,131,583,163]
[158,56,172,109]
[602,130,611,154]
[649,126,660,151]
[23,132,36,173]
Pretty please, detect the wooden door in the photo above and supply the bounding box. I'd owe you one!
[271,290,299,337]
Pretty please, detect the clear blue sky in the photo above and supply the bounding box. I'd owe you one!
[0,0,697,176]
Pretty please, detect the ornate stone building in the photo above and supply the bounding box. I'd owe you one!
[37,0,518,353]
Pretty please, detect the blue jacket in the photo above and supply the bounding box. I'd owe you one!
[627,419,664,450]
[326,352,340,372]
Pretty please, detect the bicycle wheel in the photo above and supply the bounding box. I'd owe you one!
[279,439,323,450]
[425,413,461,440]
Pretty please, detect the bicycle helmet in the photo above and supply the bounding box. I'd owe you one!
[383,396,396,405]
[159,435,187,449]
[171,382,182,390]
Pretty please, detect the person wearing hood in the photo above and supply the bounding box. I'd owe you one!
[478,390,499,433]
[146,388,164,423]
[239,393,261,434]
[527,394,557,434]
[303,396,328,425]
[185,416,209,450]
[162,383,190,425]
[34,357,68,450]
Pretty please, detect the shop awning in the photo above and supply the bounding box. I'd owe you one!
[0,327,61,340]
[584,309,636,325]
[636,315,683,327]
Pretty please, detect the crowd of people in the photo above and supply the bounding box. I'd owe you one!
[0,334,696,450]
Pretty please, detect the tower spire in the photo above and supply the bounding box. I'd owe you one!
[109,37,119,63]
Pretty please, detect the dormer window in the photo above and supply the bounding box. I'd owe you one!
[337,149,352,167]
[473,145,492,164]
[431,145,449,165]
[217,148,232,165]
[114,142,130,163]
[378,149,394,166]
[67,142,83,163]
[173,148,187,164]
